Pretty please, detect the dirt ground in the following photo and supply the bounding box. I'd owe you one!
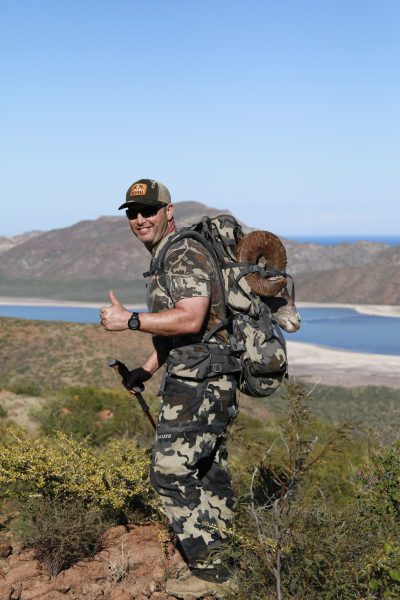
[0,523,217,600]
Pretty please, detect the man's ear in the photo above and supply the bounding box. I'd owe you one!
[166,204,174,221]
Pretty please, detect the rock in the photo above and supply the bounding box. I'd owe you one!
[52,580,71,594]
[147,580,159,594]
[0,581,13,600]
[0,523,191,600]
[97,410,114,421]
[39,593,69,600]
[108,590,131,600]
[10,582,22,599]
[150,566,164,581]
[7,562,42,585]
[101,527,127,547]
[20,582,55,600]
[81,581,104,598]
[0,543,12,558]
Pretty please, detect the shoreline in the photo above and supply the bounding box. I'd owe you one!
[0,296,399,388]
[296,301,400,318]
[0,296,147,310]
[287,340,400,389]
[0,296,399,318]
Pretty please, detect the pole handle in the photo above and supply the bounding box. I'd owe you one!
[107,359,156,430]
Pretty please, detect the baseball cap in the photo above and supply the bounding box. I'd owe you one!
[118,179,171,210]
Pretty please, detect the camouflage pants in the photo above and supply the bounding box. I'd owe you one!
[150,372,238,570]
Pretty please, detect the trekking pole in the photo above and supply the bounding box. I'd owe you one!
[107,359,156,430]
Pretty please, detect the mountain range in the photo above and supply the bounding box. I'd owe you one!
[0,201,398,304]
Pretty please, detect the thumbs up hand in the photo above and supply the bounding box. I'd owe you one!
[100,290,132,331]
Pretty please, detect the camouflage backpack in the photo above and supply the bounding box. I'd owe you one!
[150,214,289,398]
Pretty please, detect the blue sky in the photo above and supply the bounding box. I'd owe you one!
[1,0,399,237]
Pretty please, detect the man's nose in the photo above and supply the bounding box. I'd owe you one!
[136,212,146,224]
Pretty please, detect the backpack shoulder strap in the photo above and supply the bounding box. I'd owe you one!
[143,226,227,312]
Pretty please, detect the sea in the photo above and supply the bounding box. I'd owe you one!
[0,305,399,356]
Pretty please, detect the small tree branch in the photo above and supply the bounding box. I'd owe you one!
[306,378,321,397]
[249,464,263,543]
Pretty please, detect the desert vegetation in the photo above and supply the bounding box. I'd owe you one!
[1,318,400,598]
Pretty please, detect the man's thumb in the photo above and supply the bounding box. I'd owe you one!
[109,290,121,306]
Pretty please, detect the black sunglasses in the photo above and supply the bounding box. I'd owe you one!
[125,204,165,220]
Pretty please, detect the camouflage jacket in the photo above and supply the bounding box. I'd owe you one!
[146,231,226,362]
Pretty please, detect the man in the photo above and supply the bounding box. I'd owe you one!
[100,179,238,597]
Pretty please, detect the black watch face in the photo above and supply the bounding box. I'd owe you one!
[128,313,140,330]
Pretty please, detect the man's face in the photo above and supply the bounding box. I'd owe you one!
[127,203,174,250]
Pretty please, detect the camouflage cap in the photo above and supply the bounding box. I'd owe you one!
[119,179,171,210]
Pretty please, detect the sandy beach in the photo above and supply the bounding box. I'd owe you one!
[0,296,147,310]
[287,340,400,388]
[297,301,400,318]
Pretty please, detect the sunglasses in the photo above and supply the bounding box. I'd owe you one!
[125,203,165,220]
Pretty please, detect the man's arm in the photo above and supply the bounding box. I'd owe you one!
[142,349,164,374]
[100,290,209,336]
[123,348,163,389]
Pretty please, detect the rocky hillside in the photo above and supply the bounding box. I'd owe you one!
[0,231,42,253]
[0,203,226,281]
[295,246,400,304]
[0,202,397,304]
[284,240,388,274]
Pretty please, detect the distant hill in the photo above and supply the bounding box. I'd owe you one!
[0,201,397,304]
[0,230,42,253]
[284,240,388,274]
[0,202,227,303]
[295,246,400,304]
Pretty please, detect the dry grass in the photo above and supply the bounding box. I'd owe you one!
[0,317,161,394]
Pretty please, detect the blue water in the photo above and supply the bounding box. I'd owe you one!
[0,304,398,356]
[0,305,105,324]
[288,235,400,246]
[294,308,399,355]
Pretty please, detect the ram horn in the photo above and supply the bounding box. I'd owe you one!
[236,231,287,297]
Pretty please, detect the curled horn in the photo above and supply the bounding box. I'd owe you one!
[236,231,287,297]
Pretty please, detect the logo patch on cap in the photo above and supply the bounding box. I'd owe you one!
[130,183,148,196]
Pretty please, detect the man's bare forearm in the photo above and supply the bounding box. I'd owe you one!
[139,300,207,336]
[143,350,164,375]
[100,292,209,336]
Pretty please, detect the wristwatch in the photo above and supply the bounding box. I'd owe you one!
[128,312,141,331]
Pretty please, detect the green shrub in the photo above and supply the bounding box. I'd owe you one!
[0,404,7,418]
[0,421,27,454]
[222,384,400,599]
[356,441,400,598]
[285,503,379,598]
[12,497,108,576]
[361,440,400,518]
[0,431,155,520]
[34,386,156,447]
[0,425,157,574]
[6,382,42,396]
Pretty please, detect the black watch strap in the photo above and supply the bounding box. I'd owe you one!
[128,312,141,331]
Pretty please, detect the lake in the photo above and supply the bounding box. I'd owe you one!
[0,305,398,356]
[293,308,399,355]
